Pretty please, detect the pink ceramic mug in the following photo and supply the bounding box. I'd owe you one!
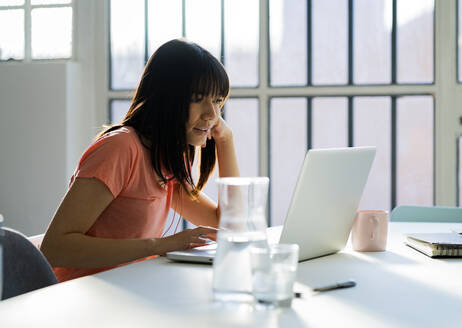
[351,210,388,252]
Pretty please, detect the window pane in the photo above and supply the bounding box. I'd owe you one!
[459,0,462,82]
[269,0,307,86]
[148,0,182,55]
[354,97,391,211]
[0,9,24,60]
[354,0,392,84]
[459,137,462,206]
[0,0,24,5]
[224,0,259,87]
[225,98,259,176]
[31,0,71,4]
[31,7,72,59]
[312,0,348,85]
[397,96,433,205]
[311,97,348,148]
[200,164,219,203]
[196,151,219,205]
[110,0,145,90]
[110,100,130,125]
[185,0,221,59]
[270,98,307,226]
[397,0,434,83]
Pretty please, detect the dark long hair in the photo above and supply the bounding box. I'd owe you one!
[99,39,229,199]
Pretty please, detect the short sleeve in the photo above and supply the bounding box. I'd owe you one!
[74,130,136,198]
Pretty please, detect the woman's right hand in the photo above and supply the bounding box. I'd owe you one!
[160,226,218,255]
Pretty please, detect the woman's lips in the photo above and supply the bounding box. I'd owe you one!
[194,127,209,136]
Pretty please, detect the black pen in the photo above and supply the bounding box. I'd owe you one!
[312,280,356,292]
[295,280,356,297]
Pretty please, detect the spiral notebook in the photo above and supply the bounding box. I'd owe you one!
[405,233,462,258]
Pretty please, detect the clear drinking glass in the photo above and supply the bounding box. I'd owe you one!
[250,243,299,307]
[212,177,269,303]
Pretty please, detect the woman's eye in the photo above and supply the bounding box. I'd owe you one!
[215,98,224,104]
[192,94,204,103]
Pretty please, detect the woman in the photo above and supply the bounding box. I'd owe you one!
[41,39,239,282]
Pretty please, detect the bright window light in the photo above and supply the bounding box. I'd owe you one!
[31,7,72,59]
[0,9,24,60]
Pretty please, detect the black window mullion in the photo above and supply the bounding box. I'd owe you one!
[266,0,271,225]
[25,0,31,61]
[182,0,187,231]
[182,0,186,37]
[307,0,312,86]
[457,0,460,83]
[348,0,354,146]
[307,97,312,150]
[457,137,461,206]
[108,0,113,90]
[108,99,114,124]
[268,97,273,226]
[144,0,149,64]
[391,0,397,84]
[390,0,397,211]
[220,0,225,64]
[348,0,353,85]
[222,99,227,120]
[267,0,271,86]
[432,96,436,206]
[391,96,397,210]
[348,97,354,147]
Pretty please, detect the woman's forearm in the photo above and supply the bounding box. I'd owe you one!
[215,136,240,178]
[42,224,217,269]
[41,233,172,268]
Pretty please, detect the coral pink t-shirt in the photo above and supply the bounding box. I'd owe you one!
[53,126,174,282]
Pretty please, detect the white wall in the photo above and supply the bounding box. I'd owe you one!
[0,0,103,236]
[0,62,71,235]
[0,60,98,236]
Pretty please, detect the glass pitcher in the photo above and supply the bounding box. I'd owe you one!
[212,177,269,303]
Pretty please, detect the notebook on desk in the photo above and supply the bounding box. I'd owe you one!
[166,146,376,264]
[406,233,462,257]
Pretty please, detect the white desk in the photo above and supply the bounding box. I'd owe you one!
[2,222,462,327]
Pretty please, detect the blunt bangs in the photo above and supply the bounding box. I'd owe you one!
[190,49,229,100]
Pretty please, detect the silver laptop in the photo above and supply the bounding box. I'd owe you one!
[166,146,376,263]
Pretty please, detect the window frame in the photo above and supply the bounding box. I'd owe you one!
[0,0,75,62]
[101,0,461,224]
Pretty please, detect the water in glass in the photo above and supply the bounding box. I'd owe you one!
[212,177,269,303]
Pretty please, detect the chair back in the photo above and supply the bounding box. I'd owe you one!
[1,227,57,300]
[390,205,462,222]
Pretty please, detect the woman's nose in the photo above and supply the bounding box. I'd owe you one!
[202,101,218,121]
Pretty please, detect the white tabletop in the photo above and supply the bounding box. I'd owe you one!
[2,222,462,327]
